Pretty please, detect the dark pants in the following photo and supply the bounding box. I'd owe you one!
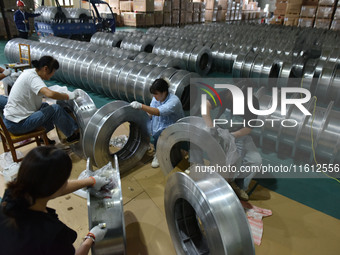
[18,31,28,39]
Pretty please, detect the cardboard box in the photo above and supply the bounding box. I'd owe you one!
[154,0,164,11]
[284,14,299,25]
[163,11,171,24]
[145,13,155,25]
[163,0,172,12]
[205,9,217,21]
[270,14,285,24]
[217,9,227,21]
[133,0,154,12]
[318,0,335,6]
[186,11,193,22]
[302,0,318,6]
[316,6,334,19]
[298,17,314,27]
[206,0,218,10]
[180,11,186,23]
[172,0,180,9]
[181,0,188,10]
[110,0,120,9]
[120,1,133,11]
[334,8,340,19]
[172,10,180,24]
[193,11,200,22]
[288,0,303,4]
[154,11,163,25]
[274,2,288,15]
[330,20,340,30]
[186,2,194,11]
[193,2,200,11]
[218,0,229,9]
[286,3,302,14]
[123,12,145,26]
[314,18,331,29]
[300,5,317,17]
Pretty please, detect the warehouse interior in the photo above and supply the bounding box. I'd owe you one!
[0,0,340,254]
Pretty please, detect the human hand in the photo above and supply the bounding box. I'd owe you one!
[67,90,79,100]
[2,69,11,77]
[130,101,142,109]
[88,223,107,243]
[89,176,110,190]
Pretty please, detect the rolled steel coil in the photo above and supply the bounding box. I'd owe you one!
[56,89,97,157]
[35,6,70,23]
[5,39,197,110]
[253,87,340,164]
[134,52,186,70]
[157,116,233,179]
[40,36,100,52]
[88,155,126,255]
[65,8,91,22]
[82,101,150,172]
[165,171,254,255]
[90,31,143,47]
[120,37,155,53]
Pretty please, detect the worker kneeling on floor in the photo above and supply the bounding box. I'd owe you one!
[2,56,80,145]
[130,78,184,168]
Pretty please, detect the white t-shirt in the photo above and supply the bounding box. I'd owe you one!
[4,68,46,123]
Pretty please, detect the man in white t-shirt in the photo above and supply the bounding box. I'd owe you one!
[3,56,79,145]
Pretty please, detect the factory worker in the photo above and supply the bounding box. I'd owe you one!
[202,87,262,201]
[14,0,40,39]
[0,146,109,255]
[130,78,184,168]
[3,55,80,145]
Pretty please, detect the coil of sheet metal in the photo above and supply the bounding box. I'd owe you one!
[164,170,255,255]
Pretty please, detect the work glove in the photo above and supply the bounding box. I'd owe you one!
[89,176,110,191]
[3,69,11,77]
[67,90,79,100]
[88,223,107,243]
[130,101,142,109]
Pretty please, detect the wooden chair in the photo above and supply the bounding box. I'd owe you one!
[0,116,49,162]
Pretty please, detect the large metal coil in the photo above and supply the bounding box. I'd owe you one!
[94,46,138,60]
[157,116,233,179]
[252,87,340,164]
[165,171,254,255]
[133,52,186,70]
[56,89,97,157]
[88,155,126,255]
[90,31,143,47]
[39,36,100,52]
[120,37,155,53]
[35,6,70,23]
[5,39,197,110]
[65,8,91,21]
[82,101,150,172]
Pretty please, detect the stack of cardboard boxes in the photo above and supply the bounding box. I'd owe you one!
[242,1,263,21]
[272,0,340,30]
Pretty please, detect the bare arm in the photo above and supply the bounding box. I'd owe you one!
[141,104,160,116]
[75,238,93,255]
[51,177,95,198]
[202,100,214,127]
[231,127,252,138]
[39,87,70,100]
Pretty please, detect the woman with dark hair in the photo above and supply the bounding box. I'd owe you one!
[130,78,184,168]
[0,146,109,255]
[3,55,80,145]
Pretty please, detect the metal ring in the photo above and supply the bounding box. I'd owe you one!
[165,171,255,255]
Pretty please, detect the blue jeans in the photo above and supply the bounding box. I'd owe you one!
[3,103,78,137]
[152,129,164,150]
[233,135,262,190]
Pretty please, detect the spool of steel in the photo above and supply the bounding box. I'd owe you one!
[164,170,254,255]
[82,101,150,172]
[88,155,126,255]
[35,6,70,23]
[66,8,91,22]
[157,116,233,179]
[57,89,97,157]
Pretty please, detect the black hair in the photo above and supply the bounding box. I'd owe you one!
[149,78,169,94]
[2,147,72,223]
[31,56,59,74]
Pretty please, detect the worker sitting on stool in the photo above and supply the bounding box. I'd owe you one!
[14,0,40,39]
[202,87,262,201]
[130,78,184,168]
[0,146,109,254]
[3,56,80,145]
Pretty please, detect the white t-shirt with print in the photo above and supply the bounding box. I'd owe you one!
[4,68,46,123]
